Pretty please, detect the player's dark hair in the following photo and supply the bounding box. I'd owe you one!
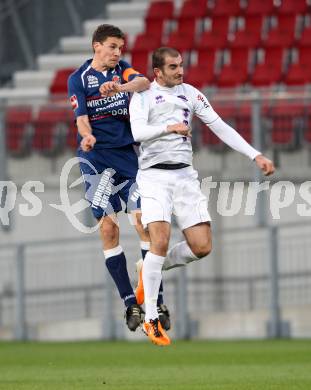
[92,24,125,46]
[152,47,180,70]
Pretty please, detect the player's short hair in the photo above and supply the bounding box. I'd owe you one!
[92,24,125,46]
[152,47,180,70]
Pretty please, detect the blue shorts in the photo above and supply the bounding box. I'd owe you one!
[78,145,141,219]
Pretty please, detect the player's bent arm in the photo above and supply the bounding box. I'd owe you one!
[207,117,261,160]
[119,76,150,93]
[76,115,96,151]
[131,118,168,142]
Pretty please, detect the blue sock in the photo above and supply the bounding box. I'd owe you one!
[141,242,164,306]
[104,246,136,307]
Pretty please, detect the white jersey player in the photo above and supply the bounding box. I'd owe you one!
[129,47,275,346]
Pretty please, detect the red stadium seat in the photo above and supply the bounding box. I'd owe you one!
[251,48,285,86]
[178,0,208,18]
[276,0,309,15]
[185,64,215,88]
[299,26,311,47]
[245,0,276,16]
[263,15,297,48]
[230,15,264,48]
[130,34,161,76]
[165,32,195,55]
[175,0,208,36]
[145,0,174,39]
[5,107,34,156]
[217,49,251,87]
[284,46,311,85]
[266,103,304,149]
[50,68,75,95]
[195,16,230,50]
[33,107,70,155]
[285,63,311,85]
[210,0,242,17]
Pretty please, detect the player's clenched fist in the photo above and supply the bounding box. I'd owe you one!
[81,134,96,152]
[167,123,191,137]
[255,155,275,176]
[99,81,122,97]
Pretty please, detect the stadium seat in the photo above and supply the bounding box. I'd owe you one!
[178,0,208,18]
[50,68,75,95]
[276,0,309,15]
[230,16,264,48]
[130,34,161,76]
[217,49,251,87]
[176,0,208,36]
[263,15,297,48]
[144,0,174,39]
[299,26,311,47]
[185,64,215,88]
[251,48,285,86]
[33,107,70,156]
[265,103,305,150]
[195,16,230,50]
[284,46,311,85]
[5,107,34,157]
[244,0,276,16]
[165,32,195,56]
[210,0,242,17]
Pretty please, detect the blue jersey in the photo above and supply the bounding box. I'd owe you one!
[68,58,143,149]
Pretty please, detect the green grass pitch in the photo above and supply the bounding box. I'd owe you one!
[0,339,310,389]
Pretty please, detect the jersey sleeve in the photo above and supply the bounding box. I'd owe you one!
[120,60,145,82]
[189,86,260,160]
[190,85,219,124]
[130,91,168,142]
[67,73,88,118]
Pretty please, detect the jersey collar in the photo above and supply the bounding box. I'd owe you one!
[152,79,178,92]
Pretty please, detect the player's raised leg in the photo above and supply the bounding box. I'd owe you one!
[164,223,212,270]
[99,214,144,331]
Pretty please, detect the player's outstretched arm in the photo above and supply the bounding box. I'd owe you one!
[254,154,275,176]
[99,77,150,97]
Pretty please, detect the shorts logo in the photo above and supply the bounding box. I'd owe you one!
[70,95,78,110]
[155,95,165,104]
[112,75,121,84]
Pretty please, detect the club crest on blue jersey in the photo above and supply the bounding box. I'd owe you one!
[87,75,99,88]
[112,75,121,84]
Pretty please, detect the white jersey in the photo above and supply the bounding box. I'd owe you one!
[129,80,260,169]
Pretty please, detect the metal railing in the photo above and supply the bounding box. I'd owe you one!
[0,222,310,340]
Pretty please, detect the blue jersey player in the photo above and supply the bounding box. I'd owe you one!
[67,24,170,332]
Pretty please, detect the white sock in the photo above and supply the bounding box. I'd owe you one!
[163,241,199,270]
[143,251,165,322]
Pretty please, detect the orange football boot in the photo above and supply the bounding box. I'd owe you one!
[143,318,171,346]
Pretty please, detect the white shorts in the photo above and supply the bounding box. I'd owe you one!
[136,166,211,230]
